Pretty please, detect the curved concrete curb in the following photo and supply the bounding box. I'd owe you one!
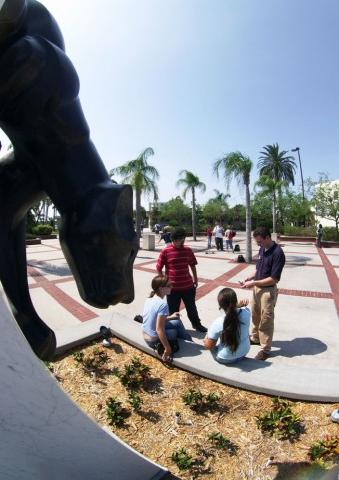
[0,294,168,480]
[96,313,339,403]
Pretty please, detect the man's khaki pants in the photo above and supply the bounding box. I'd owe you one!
[251,285,278,352]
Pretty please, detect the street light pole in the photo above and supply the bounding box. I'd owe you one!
[291,147,305,200]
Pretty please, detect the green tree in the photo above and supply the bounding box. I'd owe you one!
[251,193,273,230]
[158,197,191,228]
[313,180,339,234]
[258,143,296,233]
[213,151,253,263]
[176,170,206,241]
[213,189,231,203]
[228,203,246,229]
[111,147,159,240]
[202,198,229,226]
[278,191,314,228]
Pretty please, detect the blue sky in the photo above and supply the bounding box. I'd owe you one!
[1,0,338,206]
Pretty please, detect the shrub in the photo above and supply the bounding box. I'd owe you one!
[280,226,316,236]
[308,436,339,463]
[182,389,204,411]
[128,392,142,412]
[106,397,129,427]
[208,432,238,455]
[182,389,220,412]
[171,448,194,471]
[73,347,108,371]
[256,397,304,441]
[118,356,151,390]
[31,224,53,235]
[323,227,339,241]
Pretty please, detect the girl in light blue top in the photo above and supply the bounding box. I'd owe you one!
[142,274,192,362]
[204,288,250,364]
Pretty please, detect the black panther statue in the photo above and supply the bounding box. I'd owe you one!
[0,0,138,360]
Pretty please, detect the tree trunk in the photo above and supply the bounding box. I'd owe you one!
[272,190,277,234]
[245,183,252,263]
[135,188,141,244]
[192,187,196,241]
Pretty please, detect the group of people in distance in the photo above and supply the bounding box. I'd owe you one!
[139,226,285,364]
[206,222,237,252]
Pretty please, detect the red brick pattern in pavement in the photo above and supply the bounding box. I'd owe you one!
[28,265,97,322]
[27,241,339,321]
[317,246,339,315]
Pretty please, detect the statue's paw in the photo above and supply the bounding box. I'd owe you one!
[20,317,57,361]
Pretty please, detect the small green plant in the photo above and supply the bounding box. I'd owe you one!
[208,432,238,455]
[182,389,220,412]
[73,348,108,371]
[308,436,339,463]
[73,351,84,363]
[44,361,54,373]
[171,448,194,471]
[206,392,220,405]
[182,389,203,410]
[106,397,128,427]
[119,356,150,390]
[256,397,304,441]
[128,392,142,412]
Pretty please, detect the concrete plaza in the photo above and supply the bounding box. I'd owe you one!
[24,231,339,397]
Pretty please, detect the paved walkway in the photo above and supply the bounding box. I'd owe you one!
[24,232,339,399]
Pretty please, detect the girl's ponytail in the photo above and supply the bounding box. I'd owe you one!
[218,288,240,353]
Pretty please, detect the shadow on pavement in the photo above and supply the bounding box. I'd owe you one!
[174,341,204,358]
[28,262,71,276]
[272,337,327,358]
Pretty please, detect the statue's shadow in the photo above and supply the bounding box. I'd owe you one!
[28,262,71,277]
[271,337,327,358]
[285,255,312,266]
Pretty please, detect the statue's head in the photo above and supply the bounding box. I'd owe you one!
[59,184,138,308]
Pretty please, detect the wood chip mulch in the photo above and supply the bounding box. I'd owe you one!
[50,338,339,480]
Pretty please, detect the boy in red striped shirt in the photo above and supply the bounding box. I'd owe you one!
[156,227,207,332]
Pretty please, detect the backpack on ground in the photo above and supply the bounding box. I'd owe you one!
[233,244,240,252]
[237,254,246,263]
[133,314,143,323]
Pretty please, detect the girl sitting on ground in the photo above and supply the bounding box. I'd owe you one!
[203,288,250,364]
[142,274,192,362]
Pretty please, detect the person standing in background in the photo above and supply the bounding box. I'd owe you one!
[213,222,224,251]
[316,224,323,247]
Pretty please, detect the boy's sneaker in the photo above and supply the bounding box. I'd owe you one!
[193,322,207,333]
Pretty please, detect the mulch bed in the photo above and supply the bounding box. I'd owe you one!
[50,338,339,480]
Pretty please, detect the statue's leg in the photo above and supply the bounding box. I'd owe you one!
[0,153,56,360]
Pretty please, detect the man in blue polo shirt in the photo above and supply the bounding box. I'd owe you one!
[242,227,285,360]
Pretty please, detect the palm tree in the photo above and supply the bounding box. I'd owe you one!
[176,170,206,241]
[110,147,159,240]
[258,143,296,233]
[213,189,231,203]
[255,175,288,232]
[213,151,253,263]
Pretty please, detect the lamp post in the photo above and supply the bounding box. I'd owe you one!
[291,147,305,200]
